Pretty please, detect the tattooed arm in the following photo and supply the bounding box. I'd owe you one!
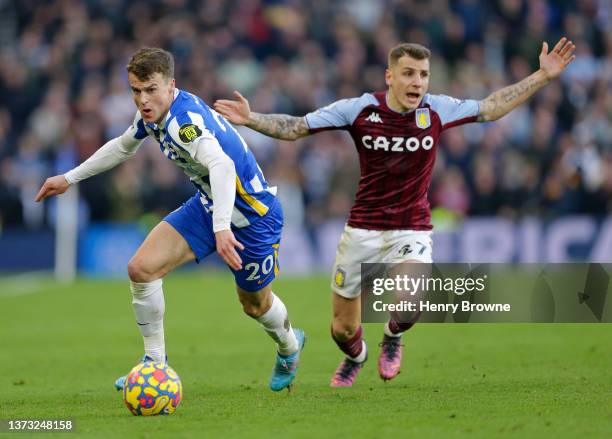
[477,70,550,122]
[214,91,309,140]
[245,112,309,140]
[478,37,575,122]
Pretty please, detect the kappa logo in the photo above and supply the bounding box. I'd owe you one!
[415,108,431,129]
[178,123,202,143]
[365,112,383,123]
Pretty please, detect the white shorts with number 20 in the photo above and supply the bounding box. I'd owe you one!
[331,225,433,299]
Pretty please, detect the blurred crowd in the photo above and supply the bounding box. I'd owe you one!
[0,0,611,239]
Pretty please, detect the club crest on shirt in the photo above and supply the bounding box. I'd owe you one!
[178,123,202,143]
[399,244,412,256]
[334,267,346,288]
[415,108,431,129]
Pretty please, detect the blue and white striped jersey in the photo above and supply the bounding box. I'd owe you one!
[127,89,277,229]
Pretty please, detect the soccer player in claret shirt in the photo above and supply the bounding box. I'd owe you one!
[214,38,575,387]
[35,48,305,392]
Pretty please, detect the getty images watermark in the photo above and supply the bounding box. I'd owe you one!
[360,263,611,323]
[370,271,502,313]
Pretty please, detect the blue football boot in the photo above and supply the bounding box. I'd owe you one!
[114,354,162,391]
[269,328,306,392]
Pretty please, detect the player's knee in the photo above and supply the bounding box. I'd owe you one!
[331,320,359,342]
[239,296,268,318]
[127,257,157,283]
[238,287,273,319]
[240,300,266,318]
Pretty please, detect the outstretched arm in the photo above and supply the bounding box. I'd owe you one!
[477,37,575,122]
[246,112,309,140]
[35,125,144,202]
[214,91,309,140]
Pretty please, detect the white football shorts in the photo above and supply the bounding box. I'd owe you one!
[331,225,433,299]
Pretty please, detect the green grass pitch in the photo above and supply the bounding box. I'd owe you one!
[1,271,610,438]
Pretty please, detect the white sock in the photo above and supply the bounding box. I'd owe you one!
[348,341,367,363]
[131,279,166,363]
[384,321,402,338]
[256,293,298,356]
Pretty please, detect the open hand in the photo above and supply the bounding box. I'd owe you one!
[539,37,576,80]
[35,175,70,202]
[215,229,245,270]
[213,91,251,126]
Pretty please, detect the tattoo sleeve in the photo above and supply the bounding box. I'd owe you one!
[246,113,309,140]
[477,70,550,122]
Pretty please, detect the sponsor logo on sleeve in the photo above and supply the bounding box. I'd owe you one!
[178,123,202,143]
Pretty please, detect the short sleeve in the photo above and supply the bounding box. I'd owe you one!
[167,110,217,157]
[123,111,149,141]
[424,94,480,130]
[305,93,379,133]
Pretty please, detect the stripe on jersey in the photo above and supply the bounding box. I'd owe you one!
[229,207,251,228]
[167,112,213,156]
[187,111,206,135]
[273,243,279,276]
[129,112,149,140]
[193,178,251,228]
[250,174,264,192]
[236,176,269,216]
[134,119,148,139]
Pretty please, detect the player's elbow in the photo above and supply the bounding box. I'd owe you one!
[119,147,138,158]
[488,111,506,122]
[286,131,306,141]
[284,118,309,140]
[276,132,300,141]
[478,98,506,122]
[215,158,236,178]
[478,109,501,123]
[116,137,140,157]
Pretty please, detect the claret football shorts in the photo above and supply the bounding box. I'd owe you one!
[331,225,433,299]
[164,192,283,292]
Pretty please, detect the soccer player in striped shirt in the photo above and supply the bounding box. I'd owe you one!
[214,38,575,387]
[35,48,305,392]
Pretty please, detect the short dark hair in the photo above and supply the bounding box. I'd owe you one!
[126,48,174,81]
[388,43,431,67]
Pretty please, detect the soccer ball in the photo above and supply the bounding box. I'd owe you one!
[123,361,182,416]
